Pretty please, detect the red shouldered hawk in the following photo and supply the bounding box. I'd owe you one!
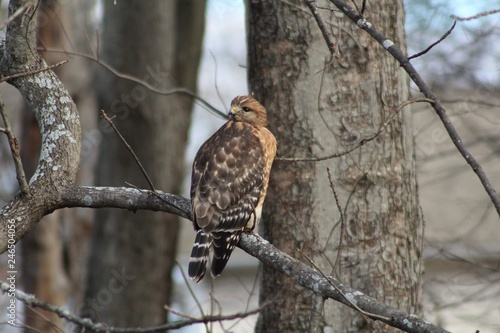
[188,96,277,282]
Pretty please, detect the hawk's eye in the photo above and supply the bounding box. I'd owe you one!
[242,106,251,112]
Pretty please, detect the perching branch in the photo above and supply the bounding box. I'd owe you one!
[3,185,449,332]
[323,0,500,218]
[0,170,447,333]
[59,186,191,220]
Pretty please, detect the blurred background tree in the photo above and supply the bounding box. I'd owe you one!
[82,0,205,328]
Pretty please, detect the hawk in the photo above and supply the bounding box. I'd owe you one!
[188,96,277,282]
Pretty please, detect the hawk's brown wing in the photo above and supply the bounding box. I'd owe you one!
[189,121,266,279]
[191,121,265,233]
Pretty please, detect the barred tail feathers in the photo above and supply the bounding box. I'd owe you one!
[188,229,212,282]
[211,231,242,278]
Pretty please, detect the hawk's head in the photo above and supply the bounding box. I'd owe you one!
[229,96,268,127]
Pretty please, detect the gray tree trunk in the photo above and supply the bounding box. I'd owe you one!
[83,1,205,327]
[247,1,422,332]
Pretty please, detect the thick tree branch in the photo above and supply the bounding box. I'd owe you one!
[0,0,81,251]
[240,234,449,333]
[2,183,450,332]
[59,186,191,220]
[323,0,500,217]
[57,186,448,332]
[3,180,447,332]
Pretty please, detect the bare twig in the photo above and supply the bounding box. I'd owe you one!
[327,0,500,218]
[0,280,264,333]
[306,0,339,59]
[308,293,325,333]
[297,249,391,322]
[326,167,344,273]
[174,260,209,333]
[440,99,500,109]
[408,21,456,60]
[163,305,198,321]
[0,60,67,82]
[0,96,30,195]
[101,110,156,191]
[277,98,434,161]
[415,206,426,314]
[450,8,500,21]
[0,2,30,31]
[209,50,227,111]
[38,47,227,119]
[360,0,366,16]
[24,306,65,333]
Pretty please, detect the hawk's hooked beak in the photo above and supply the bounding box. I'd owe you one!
[228,106,237,119]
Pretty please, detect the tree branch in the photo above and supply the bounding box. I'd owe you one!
[408,21,456,60]
[450,8,500,21]
[1,179,449,332]
[277,98,434,161]
[59,186,191,220]
[0,59,67,82]
[325,0,500,218]
[305,0,339,59]
[0,0,81,251]
[0,280,264,333]
[37,47,228,119]
[0,1,31,31]
[100,110,156,191]
[239,234,450,333]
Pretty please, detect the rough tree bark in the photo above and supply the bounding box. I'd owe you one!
[19,1,75,331]
[0,0,81,252]
[82,0,205,327]
[247,1,421,332]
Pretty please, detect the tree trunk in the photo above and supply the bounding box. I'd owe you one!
[247,1,421,332]
[83,0,205,327]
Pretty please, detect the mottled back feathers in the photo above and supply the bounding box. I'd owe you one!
[188,96,277,282]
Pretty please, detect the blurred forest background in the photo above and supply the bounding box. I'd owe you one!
[0,0,499,332]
